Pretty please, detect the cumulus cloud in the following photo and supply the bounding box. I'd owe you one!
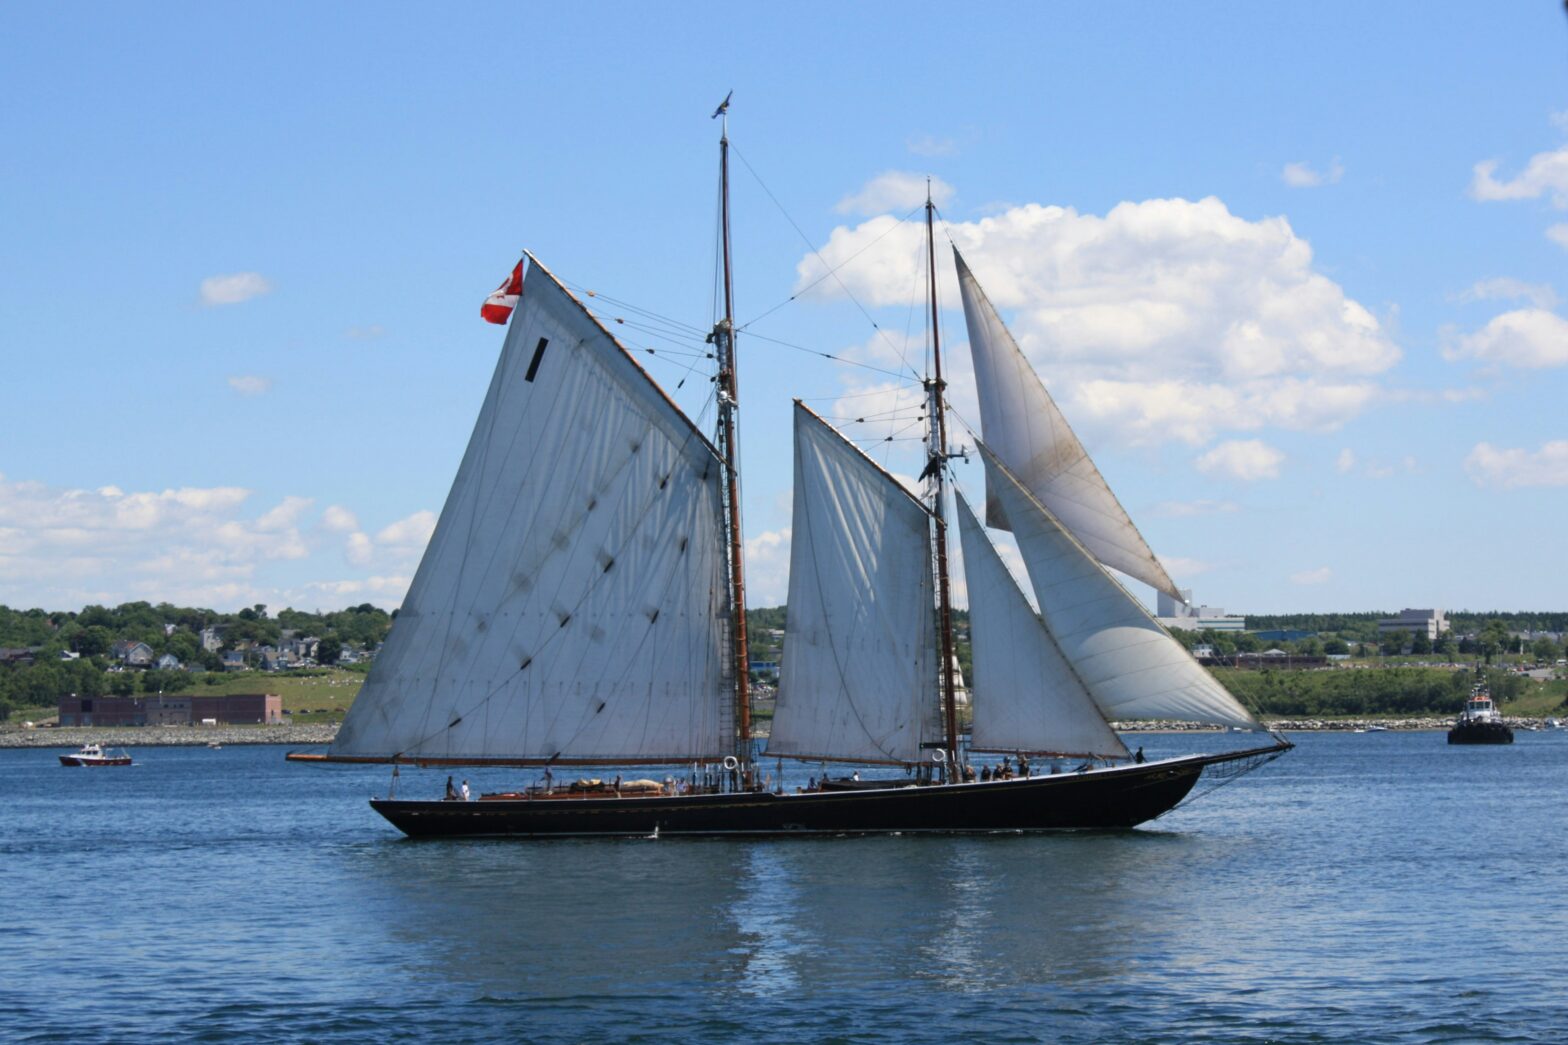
[1465,441,1568,489]
[744,527,791,606]
[1290,566,1333,585]
[1281,159,1344,188]
[1471,146,1568,207]
[345,324,386,340]
[200,272,274,306]
[1151,499,1238,518]
[1194,439,1284,481]
[345,532,375,566]
[0,476,321,609]
[1456,277,1558,310]
[1548,224,1568,251]
[227,375,272,396]
[375,510,438,548]
[1444,309,1568,369]
[321,505,359,533]
[796,194,1399,446]
[836,172,954,217]
[1159,555,1214,578]
[1336,448,1356,474]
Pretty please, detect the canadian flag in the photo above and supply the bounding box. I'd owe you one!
[481,260,523,324]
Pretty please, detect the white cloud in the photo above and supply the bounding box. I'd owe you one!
[321,505,359,533]
[1445,309,1568,369]
[375,510,438,547]
[1281,158,1344,188]
[1336,448,1356,473]
[1151,499,1238,518]
[1465,441,1568,489]
[227,375,272,396]
[256,496,313,532]
[1470,146,1568,207]
[345,324,386,340]
[1456,277,1558,310]
[0,476,326,609]
[1552,110,1568,133]
[1290,566,1333,585]
[836,172,954,217]
[1194,439,1284,481]
[345,532,374,566]
[200,272,274,306]
[1548,224,1568,251]
[1159,555,1214,578]
[744,527,791,606]
[797,195,1399,447]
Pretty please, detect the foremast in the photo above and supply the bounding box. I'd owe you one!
[923,187,961,774]
[711,99,753,776]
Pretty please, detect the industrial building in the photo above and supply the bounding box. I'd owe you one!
[57,693,283,727]
[1376,609,1450,640]
[1154,588,1247,633]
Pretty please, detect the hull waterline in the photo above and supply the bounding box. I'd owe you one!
[367,743,1287,838]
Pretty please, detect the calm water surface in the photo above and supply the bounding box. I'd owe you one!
[2,731,1565,1043]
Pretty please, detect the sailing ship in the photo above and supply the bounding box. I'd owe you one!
[289,106,1290,836]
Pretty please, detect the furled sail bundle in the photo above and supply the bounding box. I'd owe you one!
[954,248,1182,601]
[331,256,736,764]
[955,491,1129,759]
[767,403,944,764]
[978,443,1260,731]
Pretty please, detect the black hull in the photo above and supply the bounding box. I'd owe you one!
[1447,721,1514,745]
[368,744,1287,838]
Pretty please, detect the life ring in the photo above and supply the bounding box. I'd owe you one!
[722,755,740,771]
[931,748,946,763]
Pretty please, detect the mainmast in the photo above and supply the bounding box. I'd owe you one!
[924,186,961,773]
[711,95,753,770]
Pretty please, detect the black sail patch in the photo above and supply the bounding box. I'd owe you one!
[524,337,550,382]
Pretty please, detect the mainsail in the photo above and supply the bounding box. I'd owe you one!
[955,492,1129,759]
[330,256,736,764]
[767,403,944,764]
[978,443,1260,731]
[954,248,1182,601]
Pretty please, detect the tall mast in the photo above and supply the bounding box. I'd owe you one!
[712,95,752,766]
[925,185,960,772]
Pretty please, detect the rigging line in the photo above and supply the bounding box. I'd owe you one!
[559,280,711,338]
[738,328,921,383]
[800,386,930,402]
[728,142,924,381]
[735,203,922,331]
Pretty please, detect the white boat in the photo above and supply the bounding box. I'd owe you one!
[59,743,132,767]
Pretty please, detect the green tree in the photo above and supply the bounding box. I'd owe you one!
[108,672,137,696]
[1478,621,1511,663]
[316,636,343,666]
[1531,636,1558,664]
[1411,631,1432,655]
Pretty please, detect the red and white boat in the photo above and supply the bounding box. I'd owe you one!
[59,743,132,767]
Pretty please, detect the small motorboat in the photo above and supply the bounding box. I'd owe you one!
[59,743,133,767]
[1447,686,1513,745]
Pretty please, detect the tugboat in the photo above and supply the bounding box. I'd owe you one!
[1447,685,1514,745]
[58,743,133,766]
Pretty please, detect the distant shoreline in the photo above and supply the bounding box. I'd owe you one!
[4,716,1562,750]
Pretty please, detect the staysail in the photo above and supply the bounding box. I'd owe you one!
[768,403,944,764]
[330,256,735,764]
[978,443,1261,731]
[955,491,1130,758]
[954,248,1182,601]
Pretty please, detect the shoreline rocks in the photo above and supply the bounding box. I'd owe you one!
[0,724,339,749]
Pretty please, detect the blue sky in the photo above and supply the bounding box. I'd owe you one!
[2,2,1566,614]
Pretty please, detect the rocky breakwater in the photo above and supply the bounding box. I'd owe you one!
[0,723,340,749]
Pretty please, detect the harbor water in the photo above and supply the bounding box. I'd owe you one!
[2,730,1564,1043]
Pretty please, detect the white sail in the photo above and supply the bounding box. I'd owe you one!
[954,248,1182,600]
[768,403,943,764]
[955,492,1130,759]
[979,444,1261,731]
[331,256,735,763]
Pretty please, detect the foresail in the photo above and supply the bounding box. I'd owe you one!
[768,403,943,764]
[954,248,1182,600]
[955,492,1129,759]
[978,444,1261,732]
[331,257,734,763]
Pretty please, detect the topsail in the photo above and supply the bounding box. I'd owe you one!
[954,248,1182,601]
